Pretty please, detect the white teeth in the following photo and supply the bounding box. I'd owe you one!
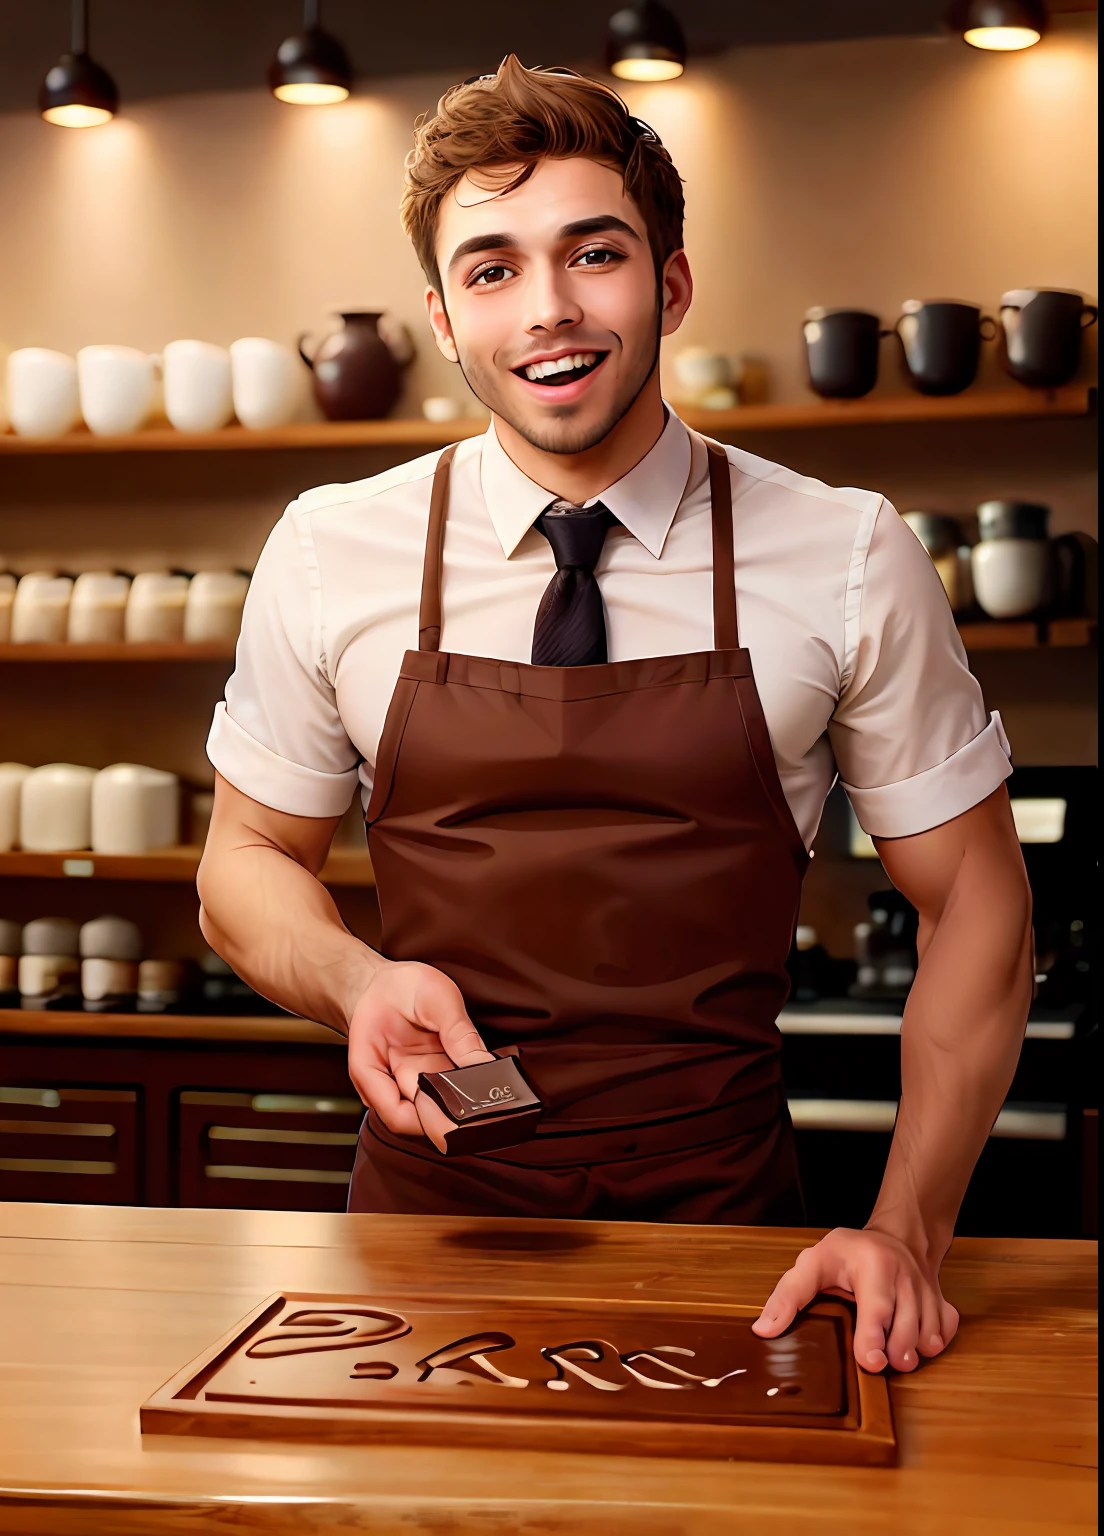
[523,352,600,382]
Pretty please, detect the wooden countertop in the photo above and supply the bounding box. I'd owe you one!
[0,1203,1095,1534]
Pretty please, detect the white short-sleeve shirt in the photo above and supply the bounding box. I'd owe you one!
[207,410,1011,850]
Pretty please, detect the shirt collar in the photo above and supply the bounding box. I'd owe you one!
[478,408,693,560]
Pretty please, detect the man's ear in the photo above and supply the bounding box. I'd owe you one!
[425,285,459,363]
[659,250,693,338]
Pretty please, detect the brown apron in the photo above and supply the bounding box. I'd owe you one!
[348,433,809,1224]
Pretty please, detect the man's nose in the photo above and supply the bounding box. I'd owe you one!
[525,263,583,334]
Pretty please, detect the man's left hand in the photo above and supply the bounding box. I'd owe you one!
[751,1227,960,1373]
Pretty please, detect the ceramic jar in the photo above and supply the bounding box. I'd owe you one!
[77,345,160,435]
[20,763,96,851]
[125,572,190,643]
[0,762,32,851]
[11,572,73,643]
[68,572,131,643]
[6,348,81,439]
[162,340,234,432]
[19,917,81,1009]
[971,501,1052,620]
[230,337,303,429]
[183,571,249,645]
[803,309,885,399]
[894,300,996,396]
[137,957,189,1013]
[999,289,1098,390]
[91,763,180,854]
[80,915,142,1012]
[298,311,405,420]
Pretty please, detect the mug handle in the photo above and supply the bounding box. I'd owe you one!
[979,314,998,341]
[297,333,316,371]
[1080,305,1098,330]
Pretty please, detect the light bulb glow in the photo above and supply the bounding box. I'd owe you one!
[611,58,685,82]
[42,102,115,127]
[273,81,350,105]
[963,25,1042,49]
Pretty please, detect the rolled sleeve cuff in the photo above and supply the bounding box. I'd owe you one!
[206,702,360,818]
[843,711,1012,839]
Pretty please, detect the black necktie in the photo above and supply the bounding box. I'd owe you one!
[532,499,615,666]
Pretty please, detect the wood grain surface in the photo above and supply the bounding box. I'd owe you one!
[0,1203,1095,1535]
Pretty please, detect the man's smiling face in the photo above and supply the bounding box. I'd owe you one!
[427,157,688,456]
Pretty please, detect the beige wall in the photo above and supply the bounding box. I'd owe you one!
[0,17,1097,409]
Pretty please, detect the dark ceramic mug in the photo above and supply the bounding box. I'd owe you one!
[999,289,1098,390]
[894,300,997,396]
[803,308,888,399]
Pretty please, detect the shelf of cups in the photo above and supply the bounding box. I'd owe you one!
[0,386,1093,453]
[0,621,1093,663]
[0,846,375,886]
[0,1008,338,1045]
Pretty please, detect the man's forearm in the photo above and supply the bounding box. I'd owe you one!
[197,841,384,1034]
[868,855,1034,1260]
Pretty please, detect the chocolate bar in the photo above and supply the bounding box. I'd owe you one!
[417,1057,542,1156]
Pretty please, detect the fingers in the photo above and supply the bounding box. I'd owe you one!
[884,1275,920,1372]
[408,966,495,1067]
[753,1250,822,1338]
[939,1298,961,1349]
[917,1283,946,1358]
[851,1261,896,1373]
[350,1062,423,1137]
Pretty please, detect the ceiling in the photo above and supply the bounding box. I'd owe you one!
[0,1,1096,113]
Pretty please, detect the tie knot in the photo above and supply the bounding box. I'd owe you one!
[536,500,614,572]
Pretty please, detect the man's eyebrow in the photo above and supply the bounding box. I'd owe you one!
[446,233,519,272]
[558,216,642,242]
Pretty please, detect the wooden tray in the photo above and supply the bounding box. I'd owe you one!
[141,1291,895,1465]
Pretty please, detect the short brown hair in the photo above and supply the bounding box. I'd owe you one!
[401,55,685,291]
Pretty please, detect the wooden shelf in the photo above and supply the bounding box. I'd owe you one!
[0,1008,341,1045]
[958,617,1097,650]
[0,846,375,886]
[0,641,235,662]
[0,386,1092,454]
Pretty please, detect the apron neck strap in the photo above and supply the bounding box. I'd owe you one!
[419,442,458,651]
[705,440,739,650]
[419,433,739,654]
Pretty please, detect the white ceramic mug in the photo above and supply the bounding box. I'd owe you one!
[11,572,73,644]
[91,763,180,854]
[163,340,233,432]
[971,540,1052,620]
[0,762,32,852]
[77,345,160,435]
[6,348,81,439]
[229,337,302,430]
[183,570,249,644]
[125,572,189,643]
[20,763,96,851]
[68,571,131,643]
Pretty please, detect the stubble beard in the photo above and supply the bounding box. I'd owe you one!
[455,316,663,457]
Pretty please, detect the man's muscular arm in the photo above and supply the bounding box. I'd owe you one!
[197,773,493,1142]
[754,785,1033,1372]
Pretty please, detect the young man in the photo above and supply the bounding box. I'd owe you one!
[199,57,1032,1376]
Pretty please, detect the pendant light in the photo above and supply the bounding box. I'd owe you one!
[947,0,1049,50]
[606,1,687,82]
[268,0,352,105]
[39,0,118,128]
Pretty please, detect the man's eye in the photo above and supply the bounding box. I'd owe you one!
[573,248,623,267]
[471,265,512,286]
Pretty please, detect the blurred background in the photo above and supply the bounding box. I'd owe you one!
[0,1,1097,1235]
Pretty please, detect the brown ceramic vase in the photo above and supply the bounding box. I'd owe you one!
[298,311,402,420]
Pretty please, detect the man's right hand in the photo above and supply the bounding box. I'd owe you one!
[346,961,495,1146]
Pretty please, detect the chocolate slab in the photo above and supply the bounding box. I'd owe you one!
[418,1057,542,1155]
[141,1292,896,1465]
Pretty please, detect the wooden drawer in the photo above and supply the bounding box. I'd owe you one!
[176,1089,363,1211]
[0,1084,139,1204]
